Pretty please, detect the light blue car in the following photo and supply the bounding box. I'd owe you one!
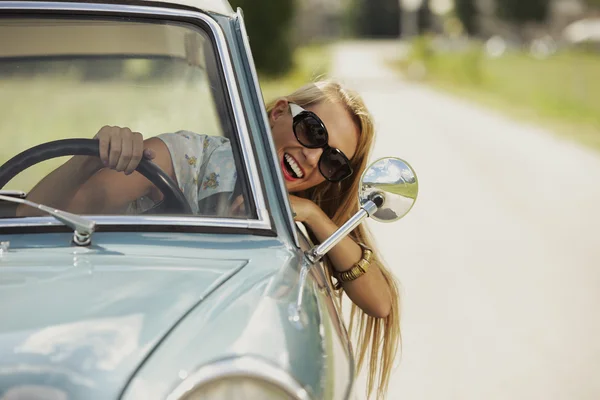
[0,1,418,399]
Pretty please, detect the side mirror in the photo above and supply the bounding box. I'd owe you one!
[307,157,419,262]
[359,157,418,223]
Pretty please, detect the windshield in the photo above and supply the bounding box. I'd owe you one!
[0,16,253,220]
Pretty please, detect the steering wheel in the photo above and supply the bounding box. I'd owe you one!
[0,139,192,214]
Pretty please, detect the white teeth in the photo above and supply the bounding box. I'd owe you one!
[285,153,304,178]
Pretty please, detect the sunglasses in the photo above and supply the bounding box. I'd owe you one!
[289,103,353,182]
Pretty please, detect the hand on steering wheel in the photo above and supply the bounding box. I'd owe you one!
[0,128,192,214]
[94,126,155,175]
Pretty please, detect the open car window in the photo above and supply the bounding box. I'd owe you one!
[0,15,255,220]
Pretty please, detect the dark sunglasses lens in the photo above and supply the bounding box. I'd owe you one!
[320,148,352,182]
[294,114,328,148]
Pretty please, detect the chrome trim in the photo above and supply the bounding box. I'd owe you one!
[0,1,271,232]
[166,356,311,400]
[234,9,300,247]
[0,215,261,230]
[308,202,374,262]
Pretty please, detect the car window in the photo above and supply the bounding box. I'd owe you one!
[0,16,253,219]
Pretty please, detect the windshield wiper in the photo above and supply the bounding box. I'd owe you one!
[0,194,96,246]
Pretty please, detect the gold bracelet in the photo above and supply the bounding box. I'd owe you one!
[334,243,373,289]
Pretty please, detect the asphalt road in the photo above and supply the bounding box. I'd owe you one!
[331,41,600,400]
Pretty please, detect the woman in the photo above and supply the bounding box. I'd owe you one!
[21,80,400,399]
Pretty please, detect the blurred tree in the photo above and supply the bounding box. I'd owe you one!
[230,0,296,77]
[417,0,433,34]
[585,0,600,8]
[455,0,478,35]
[355,0,401,37]
[342,0,362,37]
[496,0,550,26]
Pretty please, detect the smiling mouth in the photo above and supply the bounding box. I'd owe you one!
[283,153,304,179]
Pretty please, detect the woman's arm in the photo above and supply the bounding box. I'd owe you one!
[289,195,392,318]
[18,126,174,216]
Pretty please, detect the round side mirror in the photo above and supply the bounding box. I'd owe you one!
[359,157,418,223]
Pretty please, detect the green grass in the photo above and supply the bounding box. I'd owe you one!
[393,39,600,151]
[377,182,418,200]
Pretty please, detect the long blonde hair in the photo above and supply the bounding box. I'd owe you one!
[266,80,401,399]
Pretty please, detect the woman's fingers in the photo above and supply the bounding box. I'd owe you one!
[231,195,245,215]
[107,127,123,169]
[96,126,111,166]
[143,148,156,160]
[124,132,144,175]
[95,126,146,174]
[115,128,133,172]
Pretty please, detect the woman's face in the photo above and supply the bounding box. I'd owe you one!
[269,99,360,193]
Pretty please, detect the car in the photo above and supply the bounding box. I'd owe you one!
[0,1,418,399]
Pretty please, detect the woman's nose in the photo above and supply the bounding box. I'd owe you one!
[303,147,323,168]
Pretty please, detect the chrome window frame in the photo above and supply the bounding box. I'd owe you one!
[0,1,272,232]
[165,355,311,400]
[234,8,300,246]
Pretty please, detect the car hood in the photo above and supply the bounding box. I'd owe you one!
[0,246,247,400]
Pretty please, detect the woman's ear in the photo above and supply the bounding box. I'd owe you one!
[269,98,289,124]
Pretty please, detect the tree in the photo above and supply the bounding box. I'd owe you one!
[230,0,296,77]
[455,0,478,35]
[355,0,401,38]
[496,0,550,26]
[585,0,600,8]
[417,0,433,34]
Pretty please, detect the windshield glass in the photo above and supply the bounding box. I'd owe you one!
[0,16,253,220]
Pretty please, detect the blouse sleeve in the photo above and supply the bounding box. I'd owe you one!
[197,137,237,203]
[132,131,237,216]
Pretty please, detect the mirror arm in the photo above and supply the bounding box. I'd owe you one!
[306,198,380,263]
[290,199,381,327]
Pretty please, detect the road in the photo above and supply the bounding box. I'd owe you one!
[331,41,600,400]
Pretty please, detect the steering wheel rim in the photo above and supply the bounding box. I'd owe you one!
[0,139,192,214]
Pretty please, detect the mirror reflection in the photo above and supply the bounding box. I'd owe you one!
[359,157,418,223]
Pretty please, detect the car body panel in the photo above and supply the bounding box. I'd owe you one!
[0,232,280,399]
[121,247,327,399]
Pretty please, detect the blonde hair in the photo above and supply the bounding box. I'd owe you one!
[266,80,401,399]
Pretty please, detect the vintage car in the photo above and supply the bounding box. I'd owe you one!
[0,1,418,399]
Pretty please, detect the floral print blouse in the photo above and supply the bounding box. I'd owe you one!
[127,131,238,215]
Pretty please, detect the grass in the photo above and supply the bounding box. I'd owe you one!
[377,182,418,200]
[0,44,331,193]
[393,38,600,152]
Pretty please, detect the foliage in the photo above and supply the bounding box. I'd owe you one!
[354,0,400,38]
[230,0,296,77]
[417,0,433,34]
[403,36,483,84]
[259,44,331,102]
[585,0,600,8]
[496,0,550,25]
[454,0,478,35]
[341,0,362,37]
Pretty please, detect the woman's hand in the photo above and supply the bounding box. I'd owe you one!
[95,126,155,175]
[288,195,323,225]
[230,195,246,216]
